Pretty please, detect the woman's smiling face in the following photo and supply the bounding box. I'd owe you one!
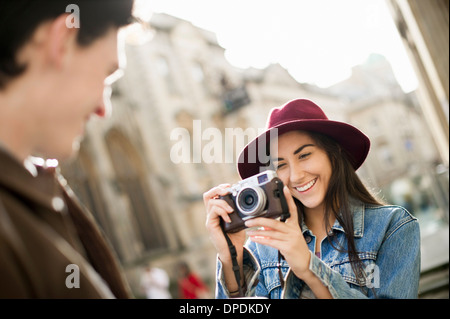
[270,130,332,213]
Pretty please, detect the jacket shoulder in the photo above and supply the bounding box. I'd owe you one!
[364,204,419,240]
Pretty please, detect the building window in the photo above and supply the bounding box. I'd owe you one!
[156,56,178,95]
[377,144,395,169]
[191,62,205,83]
[105,129,168,255]
[369,117,382,137]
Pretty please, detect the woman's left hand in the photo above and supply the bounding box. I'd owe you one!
[245,186,311,280]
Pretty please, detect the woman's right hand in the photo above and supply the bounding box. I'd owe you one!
[203,184,246,263]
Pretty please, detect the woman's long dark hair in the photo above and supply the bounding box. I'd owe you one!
[293,131,383,287]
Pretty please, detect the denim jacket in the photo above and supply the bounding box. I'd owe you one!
[215,199,421,299]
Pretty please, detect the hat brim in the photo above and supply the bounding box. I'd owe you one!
[237,119,370,180]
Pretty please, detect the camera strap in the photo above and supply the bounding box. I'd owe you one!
[277,196,289,290]
[222,230,244,298]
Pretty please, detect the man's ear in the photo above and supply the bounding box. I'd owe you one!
[45,14,79,69]
[15,14,79,75]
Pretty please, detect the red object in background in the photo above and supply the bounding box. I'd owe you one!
[179,272,209,299]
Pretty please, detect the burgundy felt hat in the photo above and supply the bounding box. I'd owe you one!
[237,99,370,179]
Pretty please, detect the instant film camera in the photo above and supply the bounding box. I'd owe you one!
[220,170,290,233]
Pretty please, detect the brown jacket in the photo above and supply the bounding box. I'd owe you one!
[0,148,132,298]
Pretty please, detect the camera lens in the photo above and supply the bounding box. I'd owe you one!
[240,189,256,209]
[244,194,254,206]
[236,186,266,216]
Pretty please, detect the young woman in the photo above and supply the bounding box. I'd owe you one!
[203,99,420,299]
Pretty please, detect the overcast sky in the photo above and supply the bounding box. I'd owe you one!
[134,0,418,92]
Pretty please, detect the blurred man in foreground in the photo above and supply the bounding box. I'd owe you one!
[0,0,135,298]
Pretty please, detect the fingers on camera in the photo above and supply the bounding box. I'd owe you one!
[203,185,230,203]
[211,200,233,223]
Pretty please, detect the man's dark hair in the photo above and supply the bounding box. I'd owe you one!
[0,0,135,89]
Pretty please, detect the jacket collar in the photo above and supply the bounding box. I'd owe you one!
[301,197,365,238]
[0,147,63,212]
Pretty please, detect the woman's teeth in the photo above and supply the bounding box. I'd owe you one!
[295,178,317,192]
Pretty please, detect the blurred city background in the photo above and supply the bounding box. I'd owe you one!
[59,0,448,298]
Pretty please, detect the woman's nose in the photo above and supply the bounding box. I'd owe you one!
[289,163,306,185]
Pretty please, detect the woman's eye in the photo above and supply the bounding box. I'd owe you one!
[299,152,312,160]
[275,163,286,170]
